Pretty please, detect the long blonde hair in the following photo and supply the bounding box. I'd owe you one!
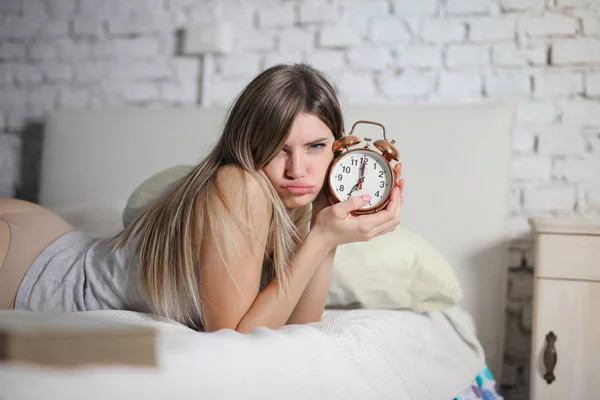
[112,64,344,330]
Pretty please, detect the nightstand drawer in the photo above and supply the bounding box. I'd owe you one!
[530,278,600,399]
[535,234,600,281]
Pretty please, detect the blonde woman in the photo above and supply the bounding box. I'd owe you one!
[0,64,404,332]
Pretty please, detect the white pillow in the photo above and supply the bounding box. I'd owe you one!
[52,204,125,238]
[327,227,463,312]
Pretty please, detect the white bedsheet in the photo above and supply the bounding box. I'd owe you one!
[0,307,485,400]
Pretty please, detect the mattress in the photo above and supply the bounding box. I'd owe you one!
[0,307,486,400]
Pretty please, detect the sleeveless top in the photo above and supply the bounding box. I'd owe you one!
[15,230,274,314]
[15,231,150,313]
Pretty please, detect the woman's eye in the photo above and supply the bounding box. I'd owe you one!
[309,143,326,151]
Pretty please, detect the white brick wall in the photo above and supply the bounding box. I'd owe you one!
[2,1,600,397]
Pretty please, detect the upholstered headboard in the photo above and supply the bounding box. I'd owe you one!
[41,102,515,376]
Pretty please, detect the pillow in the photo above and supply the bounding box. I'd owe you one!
[123,165,463,312]
[326,228,463,312]
[122,165,193,228]
[53,204,125,238]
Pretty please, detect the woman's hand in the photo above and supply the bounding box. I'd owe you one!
[311,162,405,251]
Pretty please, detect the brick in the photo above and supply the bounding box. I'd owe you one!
[108,14,174,35]
[370,19,412,44]
[513,155,551,180]
[0,42,27,60]
[586,73,600,96]
[74,64,105,84]
[160,82,197,104]
[337,71,378,98]
[39,21,70,37]
[552,39,600,65]
[446,0,497,15]
[235,29,276,52]
[210,77,250,106]
[446,44,490,67]
[0,17,41,38]
[29,41,58,60]
[561,101,600,126]
[587,186,600,210]
[485,71,530,99]
[523,184,576,211]
[492,43,547,66]
[121,83,160,103]
[348,46,392,70]
[554,158,600,181]
[537,126,587,156]
[320,25,362,48]
[500,0,545,11]
[582,17,600,36]
[516,102,557,124]
[264,53,303,69]
[305,51,346,74]
[534,71,583,98]
[57,40,91,60]
[438,71,482,99]
[258,4,295,28]
[218,53,261,78]
[92,38,161,60]
[118,0,164,17]
[279,28,315,52]
[5,110,27,129]
[513,127,536,152]
[23,0,47,17]
[47,0,77,19]
[43,64,73,82]
[27,87,59,110]
[299,0,339,24]
[421,20,466,43]
[172,58,199,82]
[214,3,254,28]
[508,216,533,240]
[12,65,43,85]
[72,18,104,37]
[377,71,435,98]
[340,0,389,20]
[0,1,21,14]
[521,14,578,37]
[556,0,589,6]
[469,17,515,42]
[107,60,172,81]
[183,22,233,55]
[395,45,442,68]
[58,88,90,108]
[508,269,533,300]
[79,0,119,18]
[392,0,438,16]
[510,187,523,215]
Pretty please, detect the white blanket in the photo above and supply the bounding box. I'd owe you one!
[0,307,485,400]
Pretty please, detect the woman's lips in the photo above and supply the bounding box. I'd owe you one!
[283,184,314,195]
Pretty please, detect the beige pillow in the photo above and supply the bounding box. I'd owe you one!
[123,166,462,312]
[327,228,463,312]
[122,165,193,228]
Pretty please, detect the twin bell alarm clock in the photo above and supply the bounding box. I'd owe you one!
[325,120,399,215]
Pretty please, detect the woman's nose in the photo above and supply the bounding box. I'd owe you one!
[286,152,306,179]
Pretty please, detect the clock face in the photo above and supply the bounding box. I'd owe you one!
[329,149,394,210]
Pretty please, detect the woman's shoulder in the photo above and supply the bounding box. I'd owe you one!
[215,165,272,211]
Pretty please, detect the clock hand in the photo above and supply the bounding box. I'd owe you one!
[346,181,360,199]
[359,155,366,190]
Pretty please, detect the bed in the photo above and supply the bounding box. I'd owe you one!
[0,102,515,399]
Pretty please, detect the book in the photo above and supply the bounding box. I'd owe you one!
[0,311,157,368]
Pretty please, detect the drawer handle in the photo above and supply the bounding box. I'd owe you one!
[543,331,557,384]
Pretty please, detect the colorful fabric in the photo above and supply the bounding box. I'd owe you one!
[454,365,504,400]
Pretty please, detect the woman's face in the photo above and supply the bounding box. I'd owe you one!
[263,112,336,210]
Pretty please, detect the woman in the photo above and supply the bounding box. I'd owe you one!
[0,63,404,333]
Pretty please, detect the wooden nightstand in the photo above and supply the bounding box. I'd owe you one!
[528,217,600,400]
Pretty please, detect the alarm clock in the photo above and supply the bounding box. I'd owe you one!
[326,120,399,215]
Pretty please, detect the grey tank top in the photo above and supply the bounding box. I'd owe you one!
[15,231,150,313]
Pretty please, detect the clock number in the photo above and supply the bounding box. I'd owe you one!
[337,174,343,181]
[375,191,380,197]
[373,163,377,170]
[343,166,350,173]
[378,171,384,178]
[339,185,345,192]
[379,181,385,188]
[351,158,358,166]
